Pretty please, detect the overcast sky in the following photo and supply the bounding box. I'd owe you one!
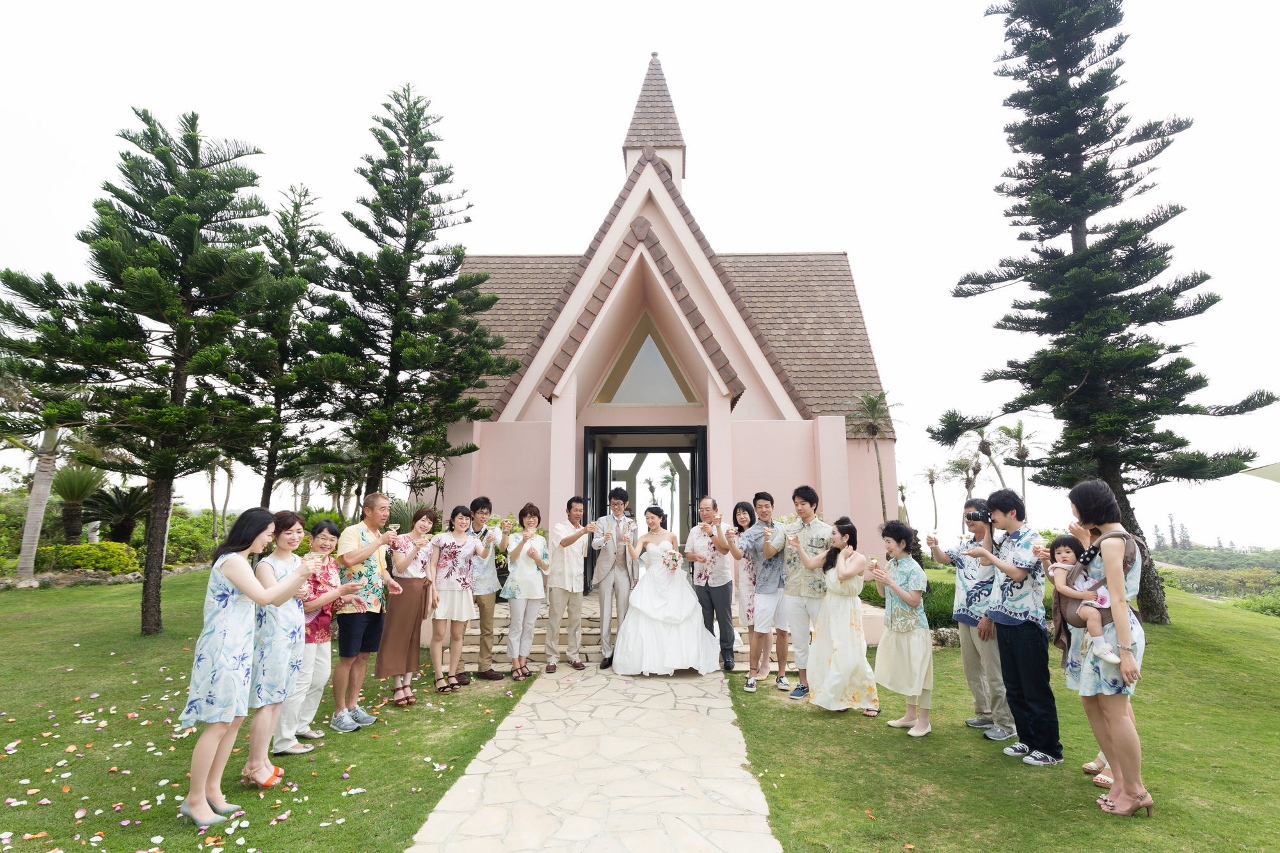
[2,0,1276,547]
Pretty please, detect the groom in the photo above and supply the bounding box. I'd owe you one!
[593,487,638,670]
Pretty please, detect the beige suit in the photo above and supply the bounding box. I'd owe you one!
[592,514,638,659]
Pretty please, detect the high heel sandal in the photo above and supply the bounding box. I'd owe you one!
[405,685,417,705]
[207,799,243,816]
[1102,792,1154,817]
[434,676,452,694]
[447,675,461,691]
[393,685,410,707]
[239,764,283,789]
[178,800,225,826]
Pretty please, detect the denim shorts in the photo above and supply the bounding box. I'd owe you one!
[336,611,383,657]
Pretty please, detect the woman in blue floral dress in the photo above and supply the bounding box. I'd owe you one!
[179,508,312,827]
[241,510,309,782]
[1064,480,1152,818]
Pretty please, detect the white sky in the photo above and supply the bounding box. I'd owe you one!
[1,1,1276,548]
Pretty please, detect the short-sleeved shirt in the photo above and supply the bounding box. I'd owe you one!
[390,534,430,579]
[685,523,732,587]
[883,556,928,633]
[433,533,480,592]
[987,523,1046,627]
[547,521,588,592]
[775,517,832,598]
[335,523,387,614]
[946,536,997,626]
[467,524,501,595]
[737,521,786,594]
[301,556,344,643]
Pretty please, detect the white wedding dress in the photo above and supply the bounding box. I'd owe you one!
[612,541,720,676]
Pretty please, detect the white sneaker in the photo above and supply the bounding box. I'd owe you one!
[775,675,791,691]
[329,709,360,733]
[743,677,757,693]
[1093,641,1122,665]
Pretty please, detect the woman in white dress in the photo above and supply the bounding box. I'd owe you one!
[612,506,720,677]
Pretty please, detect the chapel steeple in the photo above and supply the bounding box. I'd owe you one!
[622,52,686,187]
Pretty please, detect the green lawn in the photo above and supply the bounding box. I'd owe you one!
[731,587,1280,852]
[0,573,531,852]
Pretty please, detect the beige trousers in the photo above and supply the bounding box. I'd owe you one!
[545,586,583,665]
[474,592,497,671]
[959,621,1015,730]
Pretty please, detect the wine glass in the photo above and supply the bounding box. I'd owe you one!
[388,524,401,533]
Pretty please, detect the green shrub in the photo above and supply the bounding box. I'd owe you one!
[860,573,1054,629]
[1156,566,1280,599]
[34,542,140,574]
[301,509,345,530]
[1236,590,1280,619]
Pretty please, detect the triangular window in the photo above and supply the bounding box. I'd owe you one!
[595,315,698,406]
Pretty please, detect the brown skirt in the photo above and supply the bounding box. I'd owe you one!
[374,576,430,677]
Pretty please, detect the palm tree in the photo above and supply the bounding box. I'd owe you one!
[51,465,106,544]
[994,420,1038,502]
[645,477,657,506]
[658,460,677,517]
[944,453,983,502]
[922,466,942,530]
[849,391,897,523]
[83,486,151,543]
[897,484,910,524]
[928,412,1007,489]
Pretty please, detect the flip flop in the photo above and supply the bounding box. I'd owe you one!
[862,709,881,717]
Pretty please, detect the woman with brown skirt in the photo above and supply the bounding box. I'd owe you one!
[376,507,438,706]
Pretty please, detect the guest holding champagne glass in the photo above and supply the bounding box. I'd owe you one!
[429,506,490,693]
[179,509,311,826]
[502,503,549,680]
[378,507,439,706]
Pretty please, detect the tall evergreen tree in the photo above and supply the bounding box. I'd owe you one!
[0,110,272,633]
[311,86,517,494]
[236,186,331,506]
[931,1,1275,623]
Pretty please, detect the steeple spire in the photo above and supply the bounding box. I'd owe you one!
[622,53,686,182]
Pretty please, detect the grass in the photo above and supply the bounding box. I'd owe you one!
[0,572,532,852]
[731,587,1280,852]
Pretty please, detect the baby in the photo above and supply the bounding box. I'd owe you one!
[1044,534,1121,665]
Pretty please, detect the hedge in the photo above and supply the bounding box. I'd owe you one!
[860,576,1055,629]
[34,542,140,575]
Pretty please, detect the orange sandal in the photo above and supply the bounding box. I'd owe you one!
[240,764,283,789]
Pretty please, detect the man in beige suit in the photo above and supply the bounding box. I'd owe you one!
[592,487,638,670]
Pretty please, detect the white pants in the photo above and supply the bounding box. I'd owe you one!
[597,568,631,658]
[274,640,331,752]
[785,595,824,670]
[507,598,542,659]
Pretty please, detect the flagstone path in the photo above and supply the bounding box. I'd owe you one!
[405,666,782,853]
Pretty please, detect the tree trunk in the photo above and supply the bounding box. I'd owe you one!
[110,519,136,544]
[872,438,888,523]
[300,478,311,510]
[930,483,938,531]
[364,462,383,497]
[15,427,59,584]
[209,466,218,550]
[141,477,175,634]
[62,501,84,545]
[259,438,279,508]
[85,521,101,544]
[221,466,233,536]
[1112,483,1170,624]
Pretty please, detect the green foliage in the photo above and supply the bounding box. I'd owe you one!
[858,578,959,629]
[1157,566,1280,599]
[82,485,151,543]
[131,507,232,565]
[0,487,63,558]
[34,541,139,574]
[300,508,346,530]
[1152,545,1280,572]
[50,465,106,502]
[309,86,518,494]
[1236,590,1280,619]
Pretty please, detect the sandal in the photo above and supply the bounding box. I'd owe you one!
[434,676,452,694]
[518,665,533,679]
[447,675,460,691]
[405,688,416,705]
[393,686,410,707]
[1093,773,1114,789]
[862,708,880,717]
[512,668,526,682]
[240,764,283,789]
[1083,759,1110,775]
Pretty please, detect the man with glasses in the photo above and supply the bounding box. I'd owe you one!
[592,487,638,670]
[688,495,735,671]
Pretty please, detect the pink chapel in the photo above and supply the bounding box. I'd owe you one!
[444,53,897,561]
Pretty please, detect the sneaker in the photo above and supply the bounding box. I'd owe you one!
[349,705,376,726]
[329,709,360,733]
[1023,750,1064,767]
[965,717,994,729]
[1002,742,1031,757]
[984,725,1017,741]
[1092,641,1122,665]
[775,675,791,691]
[788,684,810,700]
[744,677,757,693]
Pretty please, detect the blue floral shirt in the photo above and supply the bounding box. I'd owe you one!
[987,524,1045,627]
[946,536,997,626]
[737,521,786,594]
[883,556,928,633]
[467,524,501,596]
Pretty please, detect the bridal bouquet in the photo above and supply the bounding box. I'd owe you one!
[662,549,682,573]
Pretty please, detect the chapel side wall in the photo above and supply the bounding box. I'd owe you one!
[728,421,818,514]
[441,422,552,519]
[846,436,899,545]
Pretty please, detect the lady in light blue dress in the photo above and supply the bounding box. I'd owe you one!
[178,508,312,827]
[242,510,309,780]
[1065,480,1152,819]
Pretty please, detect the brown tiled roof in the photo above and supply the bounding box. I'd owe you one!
[718,254,889,438]
[622,54,686,152]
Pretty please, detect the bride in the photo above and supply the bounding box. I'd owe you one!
[611,506,720,676]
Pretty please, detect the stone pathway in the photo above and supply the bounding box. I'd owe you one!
[406,667,781,852]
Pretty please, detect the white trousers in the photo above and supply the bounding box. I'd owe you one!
[785,595,825,670]
[597,568,631,658]
[506,598,542,659]
[274,640,331,752]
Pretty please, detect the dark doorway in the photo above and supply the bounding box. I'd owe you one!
[583,426,707,591]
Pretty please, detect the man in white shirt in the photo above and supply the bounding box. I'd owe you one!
[688,495,735,671]
[592,487,638,670]
[545,496,594,672]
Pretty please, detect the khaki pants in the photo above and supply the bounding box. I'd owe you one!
[474,592,497,672]
[545,586,583,665]
[959,621,1015,730]
[597,569,631,659]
